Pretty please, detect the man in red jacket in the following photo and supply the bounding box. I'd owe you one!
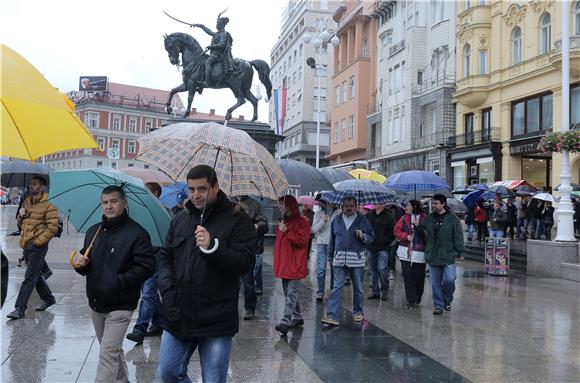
[274,195,310,336]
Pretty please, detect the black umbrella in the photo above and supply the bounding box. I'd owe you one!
[1,159,51,187]
[514,185,537,194]
[487,185,515,198]
[277,159,335,194]
[319,167,354,185]
[555,183,580,191]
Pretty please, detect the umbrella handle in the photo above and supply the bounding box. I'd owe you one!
[69,225,101,269]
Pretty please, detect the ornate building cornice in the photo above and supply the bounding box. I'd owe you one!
[529,0,554,14]
[503,4,527,28]
[457,23,474,44]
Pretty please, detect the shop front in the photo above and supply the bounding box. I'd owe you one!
[509,137,552,191]
[448,143,503,188]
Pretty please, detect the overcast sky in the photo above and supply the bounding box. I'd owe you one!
[1,0,287,122]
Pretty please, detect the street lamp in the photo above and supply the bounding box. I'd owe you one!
[303,29,339,168]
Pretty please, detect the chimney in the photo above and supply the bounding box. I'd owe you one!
[209,109,215,115]
[238,115,244,120]
[191,107,197,114]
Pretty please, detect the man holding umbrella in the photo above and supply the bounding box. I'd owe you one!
[71,185,155,382]
[157,165,256,383]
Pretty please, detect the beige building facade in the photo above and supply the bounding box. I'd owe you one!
[451,0,580,191]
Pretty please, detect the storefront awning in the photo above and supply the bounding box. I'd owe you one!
[476,157,494,164]
[451,161,464,167]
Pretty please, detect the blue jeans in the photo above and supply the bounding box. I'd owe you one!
[466,224,475,240]
[429,264,456,310]
[326,266,364,320]
[368,250,389,296]
[543,223,553,240]
[489,229,505,238]
[316,244,332,296]
[515,218,525,236]
[254,253,263,290]
[535,218,544,239]
[158,331,232,383]
[132,273,163,335]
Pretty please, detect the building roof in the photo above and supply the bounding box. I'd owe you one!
[106,82,183,109]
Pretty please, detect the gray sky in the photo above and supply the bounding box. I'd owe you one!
[1,0,286,122]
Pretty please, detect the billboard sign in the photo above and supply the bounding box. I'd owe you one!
[79,76,108,92]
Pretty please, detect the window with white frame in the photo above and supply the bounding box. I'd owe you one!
[128,140,136,154]
[85,112,99,129]
[539,13,551,54]
[463,44,471,77]
[128,118,137,132]
[512,27,522,64]
[315,65,327,77]
[362,39,368,57]
[341,81,347,103]
[394,65,401,92]
[314,87,327,99]
[349,76,355,99]
[335,85,340,105]
[111,138,120,150]
[348,115,354,139]
[96,161,103,167]
[145,119,152,132]
[333,122,339,143]
[341,118,346,141]
[96,137,105,151]
[112,116,121,131]
[479,49,487,74]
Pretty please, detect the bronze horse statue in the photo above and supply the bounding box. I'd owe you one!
[163,32,272,122]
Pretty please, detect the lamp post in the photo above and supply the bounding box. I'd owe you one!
[303,30,339,168]
[555,0,575,241]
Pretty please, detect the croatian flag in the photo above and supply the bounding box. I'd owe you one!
[272,78,287,134]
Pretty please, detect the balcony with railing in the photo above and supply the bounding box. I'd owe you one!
[447,127,501,148]
[411,74,456,96]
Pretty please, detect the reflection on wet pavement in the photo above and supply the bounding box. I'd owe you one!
[1,206,579,382]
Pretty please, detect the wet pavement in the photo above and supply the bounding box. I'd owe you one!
[1,205,579,382]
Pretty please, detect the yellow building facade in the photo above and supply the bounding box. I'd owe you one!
[450,0,580,191]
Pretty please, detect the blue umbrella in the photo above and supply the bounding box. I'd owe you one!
[160,182,188,208]
[48,167,171,246]
[385,170,450,198]
[321,179,398,205]
[463,189,495,209]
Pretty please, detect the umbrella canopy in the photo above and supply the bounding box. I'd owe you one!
[319,167,354,185]
[159,182,188,209]
[398,188,453,203]
[137,122,288,201]
[1,45,98,160]
[297,195,319,206]
[514,184,537,194]
[119,167,173,186]
[452,186,475,194]
[555,183,580,191]
[48,167,171,246]
[277,159,334,194]
[491,180,536,190]
[349,168,387,183]
[385,170,450,196]
[487,185,515,198]
[533,192,555,203]
[463,189,495,209]
[446,198,468,214]
[1,159,52,187]
[322,179,398,205]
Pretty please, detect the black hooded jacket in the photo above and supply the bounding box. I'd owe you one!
[75,211,155,313]
[158,190,256,340]
[366,208,396,253]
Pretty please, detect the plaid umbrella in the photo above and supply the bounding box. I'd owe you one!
[137,122,288,201]
[385,170,450,197]
[322,179,398,205]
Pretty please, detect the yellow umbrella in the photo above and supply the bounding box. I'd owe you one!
[349,168,387,183]
[1,44,98,160]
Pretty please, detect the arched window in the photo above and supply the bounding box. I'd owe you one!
[540,13,551,54]
[512,27,522,64]
[575,2,580,35]
[463,44,471,77]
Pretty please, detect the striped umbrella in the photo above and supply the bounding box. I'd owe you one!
[137,122,288,201]
[322,179,398,205]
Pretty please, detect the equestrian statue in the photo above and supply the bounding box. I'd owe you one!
[163,10,272,122]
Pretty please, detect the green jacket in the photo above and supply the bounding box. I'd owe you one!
[421,211,466,266]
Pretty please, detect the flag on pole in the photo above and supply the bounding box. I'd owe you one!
[272,78,288,135]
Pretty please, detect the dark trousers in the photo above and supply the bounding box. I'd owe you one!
[388,243,398,272]
[15,244,55,310]
[400,260,426,305]
[476,222,488,241]
[241,260,257,311]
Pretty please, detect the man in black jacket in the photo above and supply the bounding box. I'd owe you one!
[157,165,256,383]
[72,185,155,383]
[366,204,396,300]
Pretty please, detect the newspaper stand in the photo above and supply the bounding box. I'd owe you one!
[484,237,510,276]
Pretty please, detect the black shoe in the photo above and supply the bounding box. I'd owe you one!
[275,323,290,336]
[145,326,163,337]
[35,300,56,311]
[6,309,25,320]
[291,319,304,328]
[345,278,351,285]
[415,298,421,305]
[126,331,144,343]
[405,303,414,310]
[444,304,451,312]
[255,288,263,295]
[316,294,323,303]
[367,294,380,300]
[243,310,255,320]
[433,308,443,315]
[381,294,388,301]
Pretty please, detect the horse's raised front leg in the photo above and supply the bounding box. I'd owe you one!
[225,96,246,121]
[166,83,188,114]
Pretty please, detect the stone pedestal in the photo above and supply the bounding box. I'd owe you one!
[527,240,579,281]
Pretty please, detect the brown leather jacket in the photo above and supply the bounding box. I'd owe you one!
[17,192,58,248]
